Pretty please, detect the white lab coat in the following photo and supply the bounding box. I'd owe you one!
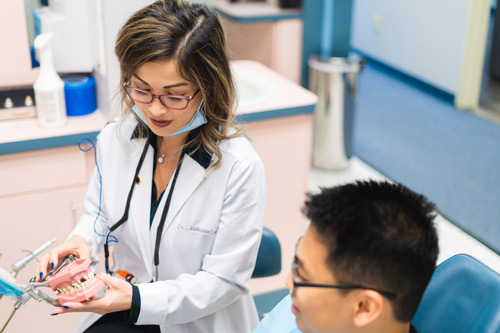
[69,115,266,332]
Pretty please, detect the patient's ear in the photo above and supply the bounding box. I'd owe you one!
[352,290,384,327]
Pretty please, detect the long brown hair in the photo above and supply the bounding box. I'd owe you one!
[115,0,241,168]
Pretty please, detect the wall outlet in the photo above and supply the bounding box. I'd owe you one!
[372,13,382,34]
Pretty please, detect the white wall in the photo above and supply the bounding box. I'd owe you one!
[351,0,470,94]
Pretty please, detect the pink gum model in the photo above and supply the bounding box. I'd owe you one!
[48,258,105,305]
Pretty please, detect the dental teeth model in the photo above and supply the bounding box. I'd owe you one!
[47,258,105,305]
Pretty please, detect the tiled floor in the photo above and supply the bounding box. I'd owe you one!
[308,157,500,274]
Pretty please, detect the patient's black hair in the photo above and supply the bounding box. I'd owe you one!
[303,180,439,322]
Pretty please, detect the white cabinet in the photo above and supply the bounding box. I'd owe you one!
[0,146,93,331]
[0,113,104,332]
[216,1,303,84]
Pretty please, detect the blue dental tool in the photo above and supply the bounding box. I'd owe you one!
[0,270,24,298]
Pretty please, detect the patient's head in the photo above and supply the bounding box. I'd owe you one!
[286,180,439,333]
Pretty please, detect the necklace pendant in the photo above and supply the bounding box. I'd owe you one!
[158,154,165,164]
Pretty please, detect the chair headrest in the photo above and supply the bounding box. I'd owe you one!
[252,227,282,279]
[412,254,500,332]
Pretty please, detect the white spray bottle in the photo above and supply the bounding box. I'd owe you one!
[34,33,67,127]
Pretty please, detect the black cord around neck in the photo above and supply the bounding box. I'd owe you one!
[154,153,184,269]
[105,136,151,274]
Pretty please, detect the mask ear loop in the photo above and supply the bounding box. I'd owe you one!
[104,136,151,274]
[164,98,207,137]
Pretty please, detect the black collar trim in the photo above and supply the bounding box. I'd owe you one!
[131,124,212,169]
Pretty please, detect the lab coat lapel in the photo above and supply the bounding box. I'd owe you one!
[169,154,206,223]
[128,138,155,276]
[151,154,206,243]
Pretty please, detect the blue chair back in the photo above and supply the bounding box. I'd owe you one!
[412,254,500,333]
[252,227,282,278]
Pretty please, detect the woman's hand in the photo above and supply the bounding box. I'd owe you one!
[34,236,91,282]
[50,273,133,316]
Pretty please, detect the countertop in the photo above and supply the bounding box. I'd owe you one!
[233,60,317,122]
[0,111,106,155]
[214,0,301,22]
[0,60,317,155]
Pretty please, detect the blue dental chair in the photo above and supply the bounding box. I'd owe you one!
[252,227,282,279]
[412,253,500,333]
[254,253,500,333]
[252,227,284,320]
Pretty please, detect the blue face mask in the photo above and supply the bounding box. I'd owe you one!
[132,101,207,137]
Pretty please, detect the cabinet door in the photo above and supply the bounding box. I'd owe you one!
[0,146,93,332]
[0,146,89,196]
[245,114,313,295]
[0,186,88,332]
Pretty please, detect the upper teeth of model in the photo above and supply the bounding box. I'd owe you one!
[56,273,96,294]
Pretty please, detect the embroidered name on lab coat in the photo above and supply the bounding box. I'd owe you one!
[177,223,217,235]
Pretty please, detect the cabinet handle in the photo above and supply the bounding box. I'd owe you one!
[71,202,77,227]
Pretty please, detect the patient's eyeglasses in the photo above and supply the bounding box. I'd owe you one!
[124,84,200,110]
[292,238,397,301]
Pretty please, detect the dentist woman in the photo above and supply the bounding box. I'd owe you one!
[35,1,266,332]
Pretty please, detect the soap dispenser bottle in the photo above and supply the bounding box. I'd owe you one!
[33,33,66,127]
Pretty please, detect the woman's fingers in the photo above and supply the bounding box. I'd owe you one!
[96,272,121,289]
[34,244,78,282]
[48,248,61,271]
[48,274,133,316]
[35,249,53,282]
[33,237,92,283]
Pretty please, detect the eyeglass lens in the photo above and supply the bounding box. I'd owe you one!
[125,87,190,110]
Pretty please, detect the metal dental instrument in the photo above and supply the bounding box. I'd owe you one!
[1,255,78,333]
[0,238,57,303]
[23,254,78,307]
[1,238,59,333]
[11,237,57,278]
